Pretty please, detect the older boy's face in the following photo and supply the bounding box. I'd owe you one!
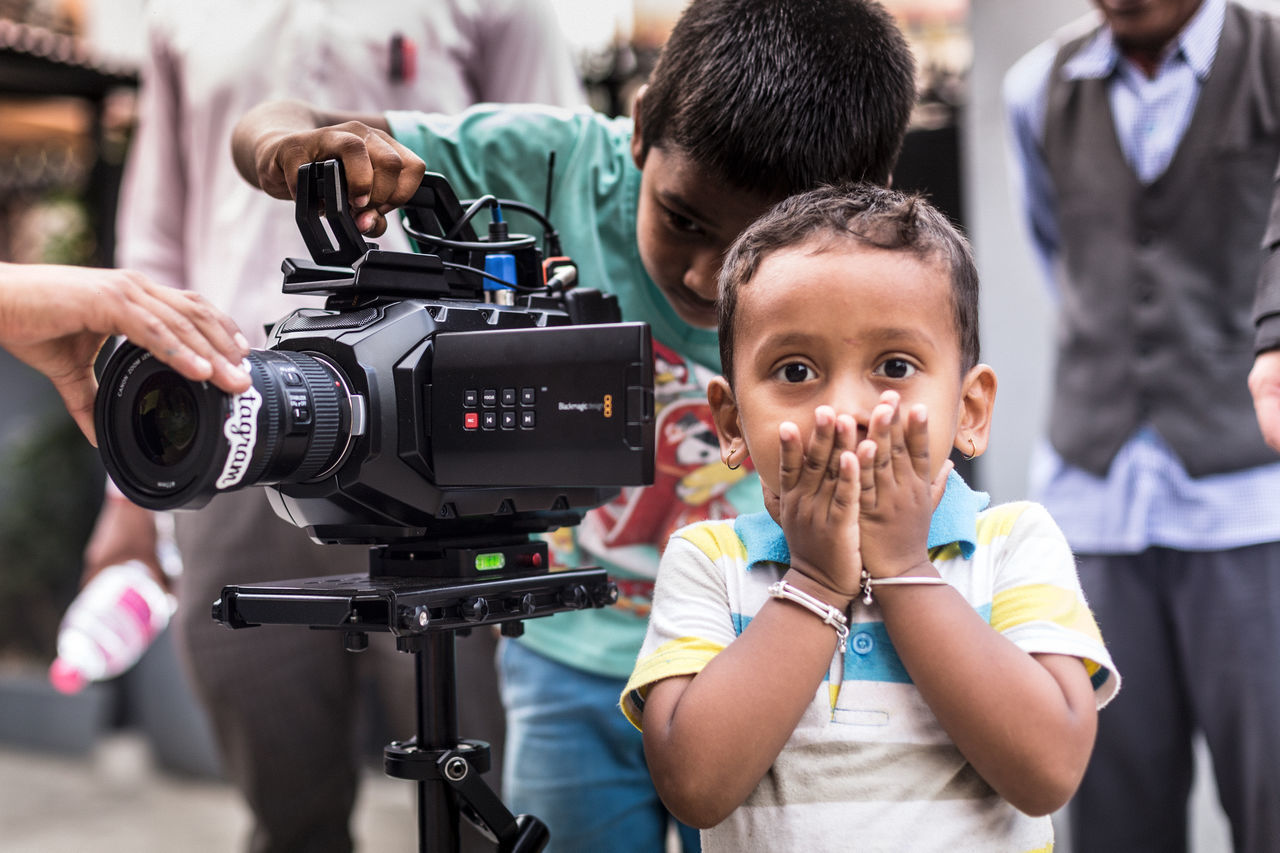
[715,240,975,519]
[631,143,773,328]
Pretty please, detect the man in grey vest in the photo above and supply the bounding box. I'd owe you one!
[1006,1,1280,850]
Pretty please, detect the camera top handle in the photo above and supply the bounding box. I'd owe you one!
[295,158,480,269]
[294,158,369,268]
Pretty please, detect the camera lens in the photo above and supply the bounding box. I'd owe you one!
[134,372,199,466]
[95,343,359,510]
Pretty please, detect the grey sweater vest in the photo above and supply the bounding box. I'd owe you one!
[1042,3,1280,477]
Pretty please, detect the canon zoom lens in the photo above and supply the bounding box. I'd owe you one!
[95,343,361,510]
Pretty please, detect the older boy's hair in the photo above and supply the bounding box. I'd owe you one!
[717,184,981,382]
[638,0,915,196]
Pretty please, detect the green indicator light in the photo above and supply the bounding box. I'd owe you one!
[475,552,506,572]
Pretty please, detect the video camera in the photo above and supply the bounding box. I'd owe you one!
[95,160,656,554]
[93,160,657,851]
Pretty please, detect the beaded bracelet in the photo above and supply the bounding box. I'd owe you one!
[859,568,949,605]
[767,580,850,643]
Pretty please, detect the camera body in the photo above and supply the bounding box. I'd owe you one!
[96,161,656,547]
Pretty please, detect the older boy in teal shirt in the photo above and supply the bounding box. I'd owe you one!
[232,1,917,848]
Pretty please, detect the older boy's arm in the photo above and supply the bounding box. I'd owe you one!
[876,589,1098,816]
[640,570,854,829]
[231,99,426,236]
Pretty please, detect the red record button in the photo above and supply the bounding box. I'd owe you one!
[464,412,479,430]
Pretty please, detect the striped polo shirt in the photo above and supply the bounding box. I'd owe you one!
[622,480,1119,852]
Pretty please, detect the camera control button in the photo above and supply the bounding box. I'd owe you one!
[482,389,498,408]
[464,412,479,430]
[463,389,478,407]
[501,411,517,430]
[281,367,304,386]
[501,387,517,407]
[482,411,498,430]
[521,387,536,405]
[521,410,536,429]
[290,392,312,426]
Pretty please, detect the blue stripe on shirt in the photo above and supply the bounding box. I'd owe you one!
[729,603,996,686]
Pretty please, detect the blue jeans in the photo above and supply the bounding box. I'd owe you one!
[498,639,700,853]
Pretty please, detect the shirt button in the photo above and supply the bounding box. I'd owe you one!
[851,632,875,655]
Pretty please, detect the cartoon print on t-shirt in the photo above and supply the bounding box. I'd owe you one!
[581,341,753,555]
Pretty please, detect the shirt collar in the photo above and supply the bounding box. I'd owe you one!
[734,468,991,571]
[1063,0,1223,83]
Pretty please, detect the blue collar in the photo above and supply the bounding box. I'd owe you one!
[734,469,990,570]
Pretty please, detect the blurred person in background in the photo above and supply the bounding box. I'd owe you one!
[81,3,584,851]
[0,260,250,443]
[1005,1,1280,850]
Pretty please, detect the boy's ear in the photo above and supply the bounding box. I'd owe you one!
[953,364,998,459]
[707,375,747,467]
[630,85,648,169]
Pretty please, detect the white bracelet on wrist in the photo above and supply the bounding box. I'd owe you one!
[859,568,949,605]
[767,580,850,643]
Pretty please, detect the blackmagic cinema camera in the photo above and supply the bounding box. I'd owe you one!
[96,160,654,549]
[92,160,657,852]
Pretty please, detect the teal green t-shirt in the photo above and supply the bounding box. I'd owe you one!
[387,105,764,678]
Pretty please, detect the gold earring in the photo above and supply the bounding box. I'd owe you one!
[961,436,977,461]
[725,448,743,471]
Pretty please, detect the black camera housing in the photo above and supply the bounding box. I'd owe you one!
[95,160,656,547]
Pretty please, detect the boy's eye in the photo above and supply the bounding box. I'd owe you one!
[774,362,814,383]
[661,206,704,235]
[875,358,917,380]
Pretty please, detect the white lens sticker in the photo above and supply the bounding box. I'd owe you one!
[216,380,263,490]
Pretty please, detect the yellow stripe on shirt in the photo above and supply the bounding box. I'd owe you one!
[621,636,725,729]
[975,502,1031,546]
[990,583,1102,640]
[676,519,747,563]
[991,583,1107,679]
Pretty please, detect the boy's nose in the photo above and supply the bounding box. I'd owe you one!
[683,253,720,301]
[827,380,876,424]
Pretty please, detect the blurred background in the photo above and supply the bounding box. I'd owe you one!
[0,0,1237,850]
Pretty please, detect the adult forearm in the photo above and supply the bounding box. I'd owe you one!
[876,585,1097,815]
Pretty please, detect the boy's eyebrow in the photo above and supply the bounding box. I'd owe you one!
[858,326,936,348]
[658,190,709,223]
[755,330,818,350]
[753,325,940,355]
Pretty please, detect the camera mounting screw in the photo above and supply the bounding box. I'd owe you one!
[442,756,470,782]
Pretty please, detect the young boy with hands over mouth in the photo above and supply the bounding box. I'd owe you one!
[622,185,1120,852]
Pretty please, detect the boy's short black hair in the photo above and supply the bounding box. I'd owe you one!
[717,184,981,382]
[638,0,915,197]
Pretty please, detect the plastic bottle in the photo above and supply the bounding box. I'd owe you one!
[48,559,177,694]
